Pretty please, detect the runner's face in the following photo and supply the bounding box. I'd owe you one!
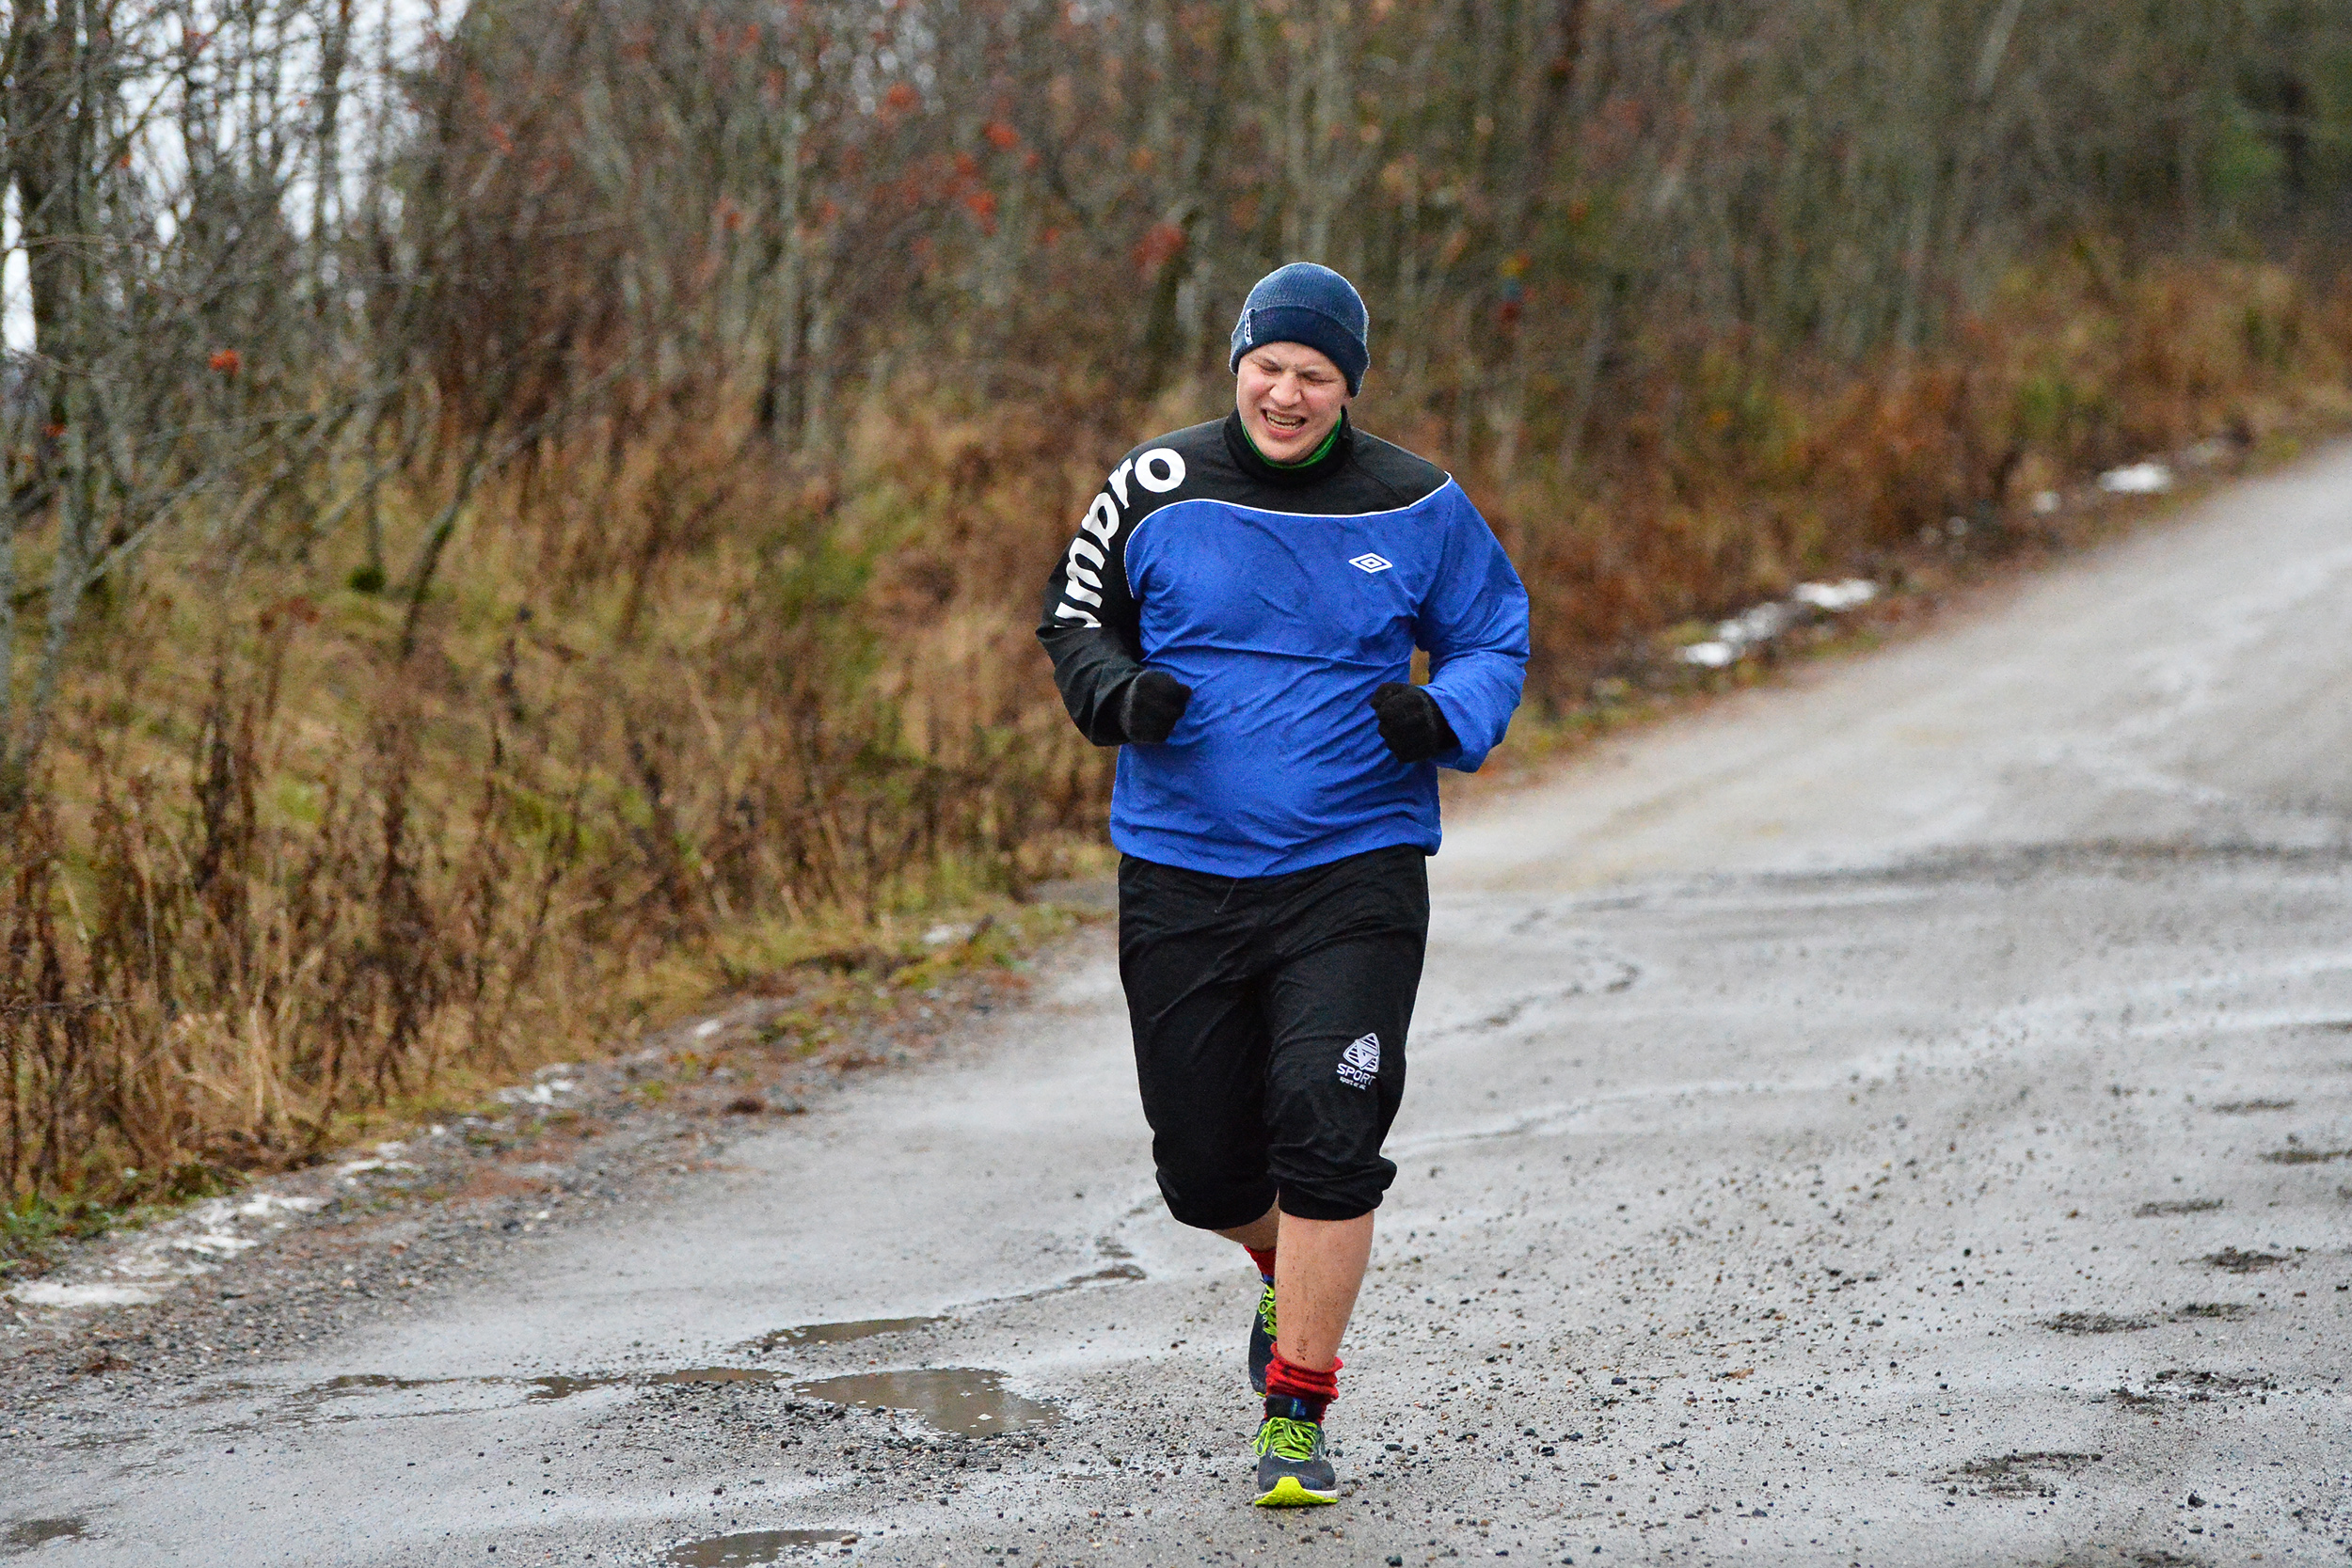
[1235,344,1351,463]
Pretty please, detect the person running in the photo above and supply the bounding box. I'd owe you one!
[1037,262,1530,1507]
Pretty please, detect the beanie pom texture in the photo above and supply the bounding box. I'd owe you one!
[1229,262,1369,394]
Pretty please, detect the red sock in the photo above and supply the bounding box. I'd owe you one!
[1264,1347,1341,1422]
[1244,1244,1277,1280]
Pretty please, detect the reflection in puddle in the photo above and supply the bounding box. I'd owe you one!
[749,1316,938,1354]
[248,1365,787,1410]
[314,1373,451,1397]
[664,1528,856,1566]
[790,1368,1057,1436]
[524,1374,625,1402]
[5,1517,90,1550]
[266,1356,1041,1425]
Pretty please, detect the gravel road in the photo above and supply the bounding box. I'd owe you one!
[8,447,2352,1566]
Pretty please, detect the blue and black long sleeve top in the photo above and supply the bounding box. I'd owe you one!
[1038,411,1531,878]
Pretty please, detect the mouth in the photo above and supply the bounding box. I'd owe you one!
[1260,408,1309,436]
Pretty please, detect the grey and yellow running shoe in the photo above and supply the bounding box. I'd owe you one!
[1250,1398,1337,1506]
[1247,1278,1277,1394]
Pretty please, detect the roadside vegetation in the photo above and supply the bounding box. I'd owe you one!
[6,0,2352,1243]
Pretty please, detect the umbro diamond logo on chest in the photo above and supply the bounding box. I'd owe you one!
[1348,552,1393,574]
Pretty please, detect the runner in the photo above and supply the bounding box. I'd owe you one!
[1037,262,1530,1507]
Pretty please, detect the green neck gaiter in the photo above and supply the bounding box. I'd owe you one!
[1248,417,1343,469]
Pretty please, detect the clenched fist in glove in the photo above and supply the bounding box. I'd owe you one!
[1121,669,1194,744]
[1369,682,1458,764]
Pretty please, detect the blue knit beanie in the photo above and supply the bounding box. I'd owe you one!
[1229,262,1370,394]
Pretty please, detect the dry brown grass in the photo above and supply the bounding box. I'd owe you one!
[6,251,2350,1227]
[1483,255,2352,702]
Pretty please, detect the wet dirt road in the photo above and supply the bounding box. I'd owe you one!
[9,447,2352,1565]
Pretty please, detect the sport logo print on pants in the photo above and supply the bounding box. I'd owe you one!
[1337,1032,1381,1090]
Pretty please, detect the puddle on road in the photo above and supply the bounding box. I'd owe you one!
[316,1373,450,1397]
[232,1365,785,1410]
[525,1373,627,1401]
[664,1528,856,1566]
[741,1260,1147,1359]
[790,1368,1057,1436]
[529,1367,780,1401]
[5,1517,90,1550]
[749,1316,940,1354]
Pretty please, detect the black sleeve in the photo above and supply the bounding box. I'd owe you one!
[1036,470,1146,747]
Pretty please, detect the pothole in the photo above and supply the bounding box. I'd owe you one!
[746,1317,942,1355]
[4,1518,89,1551]
[789,1368,1058,1436]
[2169,1303,2253,1323]
[2108,1368,2276,1408]
[2193,1248,2287,1273]
[260,1364,790,1411]
[664,1528,857,1565]
[2042,1312,2153,1335]
[1939,1451,2102,1498]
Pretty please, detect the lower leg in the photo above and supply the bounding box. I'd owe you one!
[1269,1210,1373,1370]
[1215,1204,1281,1256]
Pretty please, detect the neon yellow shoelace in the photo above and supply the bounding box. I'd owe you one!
[1255,1417,1319,1462]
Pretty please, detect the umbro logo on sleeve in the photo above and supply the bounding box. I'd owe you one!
[1347,553,1392,574]
[1054,447,1188,628]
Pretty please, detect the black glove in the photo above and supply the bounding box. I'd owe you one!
[1121,669,1193,744]
[1370,682,1457,764]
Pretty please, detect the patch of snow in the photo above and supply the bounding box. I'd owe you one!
[2098,461,2173,495]
[118,1190,333,1280]
[496,1080,578,1107]
[1678,641,1738,669]
[336,1157,421,1179]
[1791,579,1877,611]
[8,1281,167,1308]
[923,923,976,946]
[693,1019,724,1039]
[1718,602,1796,646]
[2031,490,2062,515]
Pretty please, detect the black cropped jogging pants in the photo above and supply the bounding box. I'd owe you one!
[1117,844,1429,1229]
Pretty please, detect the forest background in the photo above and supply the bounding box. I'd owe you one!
[4,0,2351,1224]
